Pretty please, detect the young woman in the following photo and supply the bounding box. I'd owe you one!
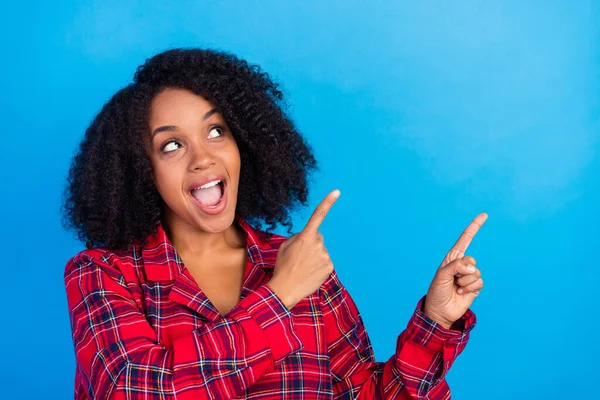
[61,48,486,399]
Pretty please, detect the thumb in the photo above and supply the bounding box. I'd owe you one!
[280,233,299,250]
[436,256,476,282]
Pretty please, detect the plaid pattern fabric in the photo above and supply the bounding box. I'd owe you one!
[64,215,476,399]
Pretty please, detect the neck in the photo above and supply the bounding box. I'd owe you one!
[163,214,247,258]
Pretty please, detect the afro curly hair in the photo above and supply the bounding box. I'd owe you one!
[61,48,319,251]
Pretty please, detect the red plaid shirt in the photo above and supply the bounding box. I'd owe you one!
[64,215,476,399]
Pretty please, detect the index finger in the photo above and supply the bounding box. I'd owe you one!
[447,212,488,259]
[302,189,341,235]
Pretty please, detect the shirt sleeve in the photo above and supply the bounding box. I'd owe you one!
[64,253,303,399]
[320,270,476,400]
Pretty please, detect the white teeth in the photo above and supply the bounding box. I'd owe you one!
[195,180,222,190]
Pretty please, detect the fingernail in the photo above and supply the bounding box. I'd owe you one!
[466,265,476,273]
[332,190,340,198]
[457,288,464,294]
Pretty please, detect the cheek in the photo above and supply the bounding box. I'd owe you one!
[227,146,242,177]
[152,165,183,201]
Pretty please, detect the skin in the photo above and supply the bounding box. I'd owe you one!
[144,87,487,327]
[268,190,487,330]
[422,213,487,328]
[146,88,247,315]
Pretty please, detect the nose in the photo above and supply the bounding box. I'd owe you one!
[188,141,216,171]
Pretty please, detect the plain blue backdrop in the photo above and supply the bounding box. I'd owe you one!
[1,1,598,399]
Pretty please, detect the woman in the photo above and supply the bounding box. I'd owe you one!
[61,48,486,399]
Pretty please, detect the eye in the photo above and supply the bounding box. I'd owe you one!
[161,140,181,153]
[208,126,224,139]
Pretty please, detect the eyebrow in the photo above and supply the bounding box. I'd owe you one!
[152,108,220,137]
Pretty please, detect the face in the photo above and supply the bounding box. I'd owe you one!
[146,88,241,234]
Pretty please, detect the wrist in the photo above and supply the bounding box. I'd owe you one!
[422,304,454,329]
[266,280,297,310]
[428,314,453,329]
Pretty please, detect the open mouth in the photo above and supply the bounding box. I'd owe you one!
[214,181,225,205]
[190,179,227,212]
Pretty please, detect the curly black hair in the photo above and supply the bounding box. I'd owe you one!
[61,48,319,251]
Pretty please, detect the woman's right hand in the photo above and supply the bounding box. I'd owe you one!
[267,189,341,310]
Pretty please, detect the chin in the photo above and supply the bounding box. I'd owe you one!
[194,212,235,233]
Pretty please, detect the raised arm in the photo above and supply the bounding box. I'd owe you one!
[320,270,475,399]
[65,253,303,399]
[321,213,487,399]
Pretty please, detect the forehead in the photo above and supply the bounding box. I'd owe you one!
[149,88,216,124]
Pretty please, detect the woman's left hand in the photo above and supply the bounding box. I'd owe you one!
[423,213,488,329]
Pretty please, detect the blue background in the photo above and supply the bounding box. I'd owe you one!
[1,1,598,399]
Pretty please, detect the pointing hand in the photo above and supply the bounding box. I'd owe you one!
[423,213,488,329]
[268,190,341,309]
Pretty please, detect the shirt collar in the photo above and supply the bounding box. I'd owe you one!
[141,215,278,281]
